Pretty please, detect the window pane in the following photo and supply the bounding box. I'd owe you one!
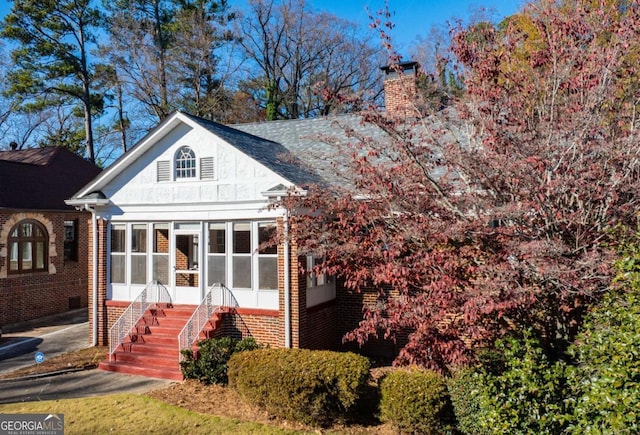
[9,242,18,270]
[111,255,126,283]
[207,256,226,286]
[176,234,199,270]
[36,242,45,269]
[64,220,78,261]
[233,223,251,254]
[153,224,169,254]
[152,254,169,285]
[132,224,147,253]
[208,223,225,254]
[22,241,32,269]
[22,223,32,237]
[258,222,277,254]
[111,225,126,252]
[131,255,147,284]
[259,257,278,290]
[233,257,251,288]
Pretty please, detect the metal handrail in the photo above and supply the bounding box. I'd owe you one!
[108,280,172,361]
[178,283,238,361]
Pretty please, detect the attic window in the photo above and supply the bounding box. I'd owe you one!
[175,146,196,179]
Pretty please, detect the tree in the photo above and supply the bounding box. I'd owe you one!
[280,0,640,371]
[101,0,177,121]
[1,0,103,162]
[238,0,382,120]
[101,0,236,124]
[169,0,237,121]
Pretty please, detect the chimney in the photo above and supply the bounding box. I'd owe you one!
[381,60,420,117]
[9,141,18,151]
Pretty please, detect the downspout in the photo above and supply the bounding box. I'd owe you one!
[86,205,98,346]
[284,210,291,348]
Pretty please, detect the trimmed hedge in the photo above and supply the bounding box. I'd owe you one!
[228,348,370,427]
[379,368,455,434]
[180,336,261,385]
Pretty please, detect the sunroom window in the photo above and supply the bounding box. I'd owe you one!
[258,222,278,290]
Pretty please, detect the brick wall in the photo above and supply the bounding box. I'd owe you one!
[88,218,109,345]
[335,278,405,361]
[0,210,91,326]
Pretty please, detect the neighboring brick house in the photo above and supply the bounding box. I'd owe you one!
[0,146,101,327]
[66,62,418,379]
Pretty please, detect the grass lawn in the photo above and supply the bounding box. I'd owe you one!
[0,394,314,435]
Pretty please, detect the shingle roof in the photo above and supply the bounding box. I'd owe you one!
[0,147,101,210]
[233,114,388,186]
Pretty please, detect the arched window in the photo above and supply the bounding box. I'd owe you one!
[8,220,48,274]
[175,146,196,179]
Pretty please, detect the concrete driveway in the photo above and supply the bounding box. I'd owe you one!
[0,309,173,404]
[0,308,90,375]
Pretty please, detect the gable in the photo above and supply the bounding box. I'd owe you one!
[72,112,304,207]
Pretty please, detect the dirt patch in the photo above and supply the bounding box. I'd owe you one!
[0,346,108,379]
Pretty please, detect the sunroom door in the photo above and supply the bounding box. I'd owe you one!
[173,223,201,304]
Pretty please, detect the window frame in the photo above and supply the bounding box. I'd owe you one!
[175,146,197,179]
[7,219,48,274]
[63,219,79,262]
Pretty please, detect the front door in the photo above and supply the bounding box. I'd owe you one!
[173,226,201,304]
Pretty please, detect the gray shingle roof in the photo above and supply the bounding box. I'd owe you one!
[232,114,389,186]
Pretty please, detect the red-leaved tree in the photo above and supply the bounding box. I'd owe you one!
[281,0,640,372]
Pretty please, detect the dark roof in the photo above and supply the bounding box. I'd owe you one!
[233,114,389,186]
[182,112,323,186]
[0,147,102,210]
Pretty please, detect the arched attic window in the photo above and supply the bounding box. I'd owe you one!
[8,219,48,274]
[175,146,196,179]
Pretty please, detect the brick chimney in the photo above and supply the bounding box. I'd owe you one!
[381,60,420,117]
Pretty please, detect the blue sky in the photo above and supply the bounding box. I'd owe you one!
[0,1,522,40]
[308,0,524,50]
[0,0,523,52]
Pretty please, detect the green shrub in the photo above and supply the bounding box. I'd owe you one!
[378,368,455,435]
[566,289,640,434]
[467,334,569,435]
[228,348,370,427]
[180,336,260,385]
[448,367,493,435]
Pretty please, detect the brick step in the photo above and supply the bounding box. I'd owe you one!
[128,332,179,346]
[111,350,180,370]
[102,304,227,382]
[99,360,183,382]
[120,342,180,357]
[151,305,198,317]
[140,316,190,328]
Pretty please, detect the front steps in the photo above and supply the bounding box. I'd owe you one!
[99,304,199,381]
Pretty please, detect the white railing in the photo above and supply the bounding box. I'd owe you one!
[108,280,172,360]
[178,283,238,361]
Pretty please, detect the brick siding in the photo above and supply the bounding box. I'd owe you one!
[0,210,91,326]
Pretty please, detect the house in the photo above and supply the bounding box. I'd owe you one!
[0,146,101,328]
[66,62,419,380]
